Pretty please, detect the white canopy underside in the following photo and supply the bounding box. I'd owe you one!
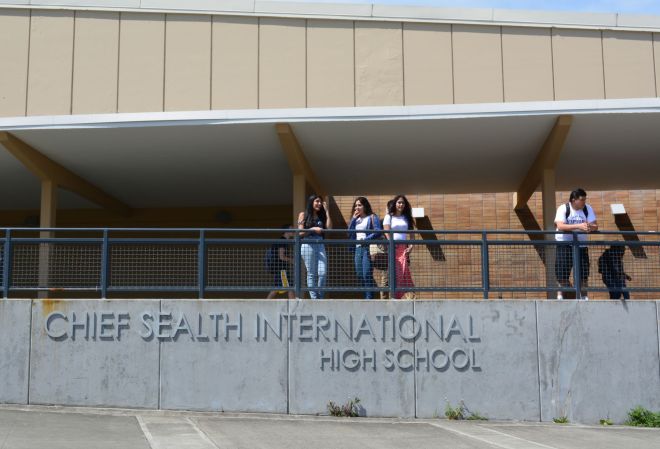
[1,98,659,209]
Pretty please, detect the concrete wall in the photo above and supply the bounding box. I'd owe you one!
[0,299,30,404]
[29,299,160,408]
[288,300,415,417]
[537,301,660,423]
[159,299,289,412]
[2,299,659,423]
[2,7,660,117]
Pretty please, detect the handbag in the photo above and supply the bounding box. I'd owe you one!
[367,215,388,270]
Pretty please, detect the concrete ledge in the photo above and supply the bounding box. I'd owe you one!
[255,0,372,17]
[288,300,415,417]
[415,301,540,420]
[0,300,30,404]
[493,8,617,27]
[537,301,660,424]
[159,300,289,413]
[1,1,659,32]
[617,14,660,29]
[141,0,254,13]
[27,0,139,7]
[372,5,493,22]
[2,299,659,423]
[29,299,160,408]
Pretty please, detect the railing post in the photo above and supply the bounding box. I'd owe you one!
[3,229,11,299]
[481,231,489,299]
[198,230,206,299]
[572,232,581,299]
[388,230,396,299]
[100,229,109,299]
[294,232,302,299]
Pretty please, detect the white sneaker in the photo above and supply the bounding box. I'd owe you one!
[582,296,589,301]
[557,293,563,300]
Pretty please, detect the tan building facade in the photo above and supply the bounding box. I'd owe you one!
[2,5,660,118]
[2,2,660,220]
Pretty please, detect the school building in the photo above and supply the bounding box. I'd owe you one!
[1,1,660,299]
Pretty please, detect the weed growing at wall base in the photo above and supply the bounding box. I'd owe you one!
[626,406,660,427]
[444,400,487,421]
[327,397,362,417]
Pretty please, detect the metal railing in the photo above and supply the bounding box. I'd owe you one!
[1,228,659,299]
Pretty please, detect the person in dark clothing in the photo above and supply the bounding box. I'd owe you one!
[598,245,632,300]
[266,226,295,299]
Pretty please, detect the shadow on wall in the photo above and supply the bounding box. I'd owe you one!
[415,216,446,262]
[614,213,646,259]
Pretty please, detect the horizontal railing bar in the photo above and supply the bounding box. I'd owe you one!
[11,238,103,244]
[9,287,101,291]
[7,238,659,247]
[2,227,660,237]
[106,287,199,291]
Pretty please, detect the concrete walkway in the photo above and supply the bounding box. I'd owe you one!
[1,405,659,449]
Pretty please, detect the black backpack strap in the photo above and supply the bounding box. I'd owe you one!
[565,203,589,221]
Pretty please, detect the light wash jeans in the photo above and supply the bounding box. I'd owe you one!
[301,242,327,299]
[354,244,376,299]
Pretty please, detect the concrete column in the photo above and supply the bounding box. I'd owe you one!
[40,179,57,229]
[541,169,556,299]
[38,180,57,297]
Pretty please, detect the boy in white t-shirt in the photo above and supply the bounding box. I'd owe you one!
[554,188,598,300]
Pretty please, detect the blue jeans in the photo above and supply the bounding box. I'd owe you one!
[301,242,327,299]
[355,245,376,299]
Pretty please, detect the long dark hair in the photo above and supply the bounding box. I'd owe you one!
[352,196,374,217]
[303,194,327,228]
[388,195,414,229]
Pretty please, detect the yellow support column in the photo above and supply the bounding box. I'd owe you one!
[275,124,326,225]
[38,179,57,298]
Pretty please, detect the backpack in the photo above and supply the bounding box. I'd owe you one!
[565,203,588,221]
[264,245,280,274]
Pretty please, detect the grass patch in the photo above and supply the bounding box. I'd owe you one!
[444,400,487,421]
[625,406,660,428]
[466,411,488,421]
[553,416,569,424]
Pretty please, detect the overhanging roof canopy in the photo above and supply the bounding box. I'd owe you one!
[1,98,660,209]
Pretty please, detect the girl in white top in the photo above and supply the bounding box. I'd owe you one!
[383,195,415,299]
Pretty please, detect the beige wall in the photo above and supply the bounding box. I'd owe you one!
[117,12,165,113]
[72,11,119,114]
[502,27,553,102]
[403,23,453,105]
[552,29,605,101]
[26,10,74,116]
[2,7,660,117]
[602,31,656,99]
[307,19,354,107]
[164,14,211,111]
[259,17,306,108]
[355,21,403,107]
[212,16,258,110]
[453,25,503,104]
[655,34,660,97]
[0,9,30,117]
